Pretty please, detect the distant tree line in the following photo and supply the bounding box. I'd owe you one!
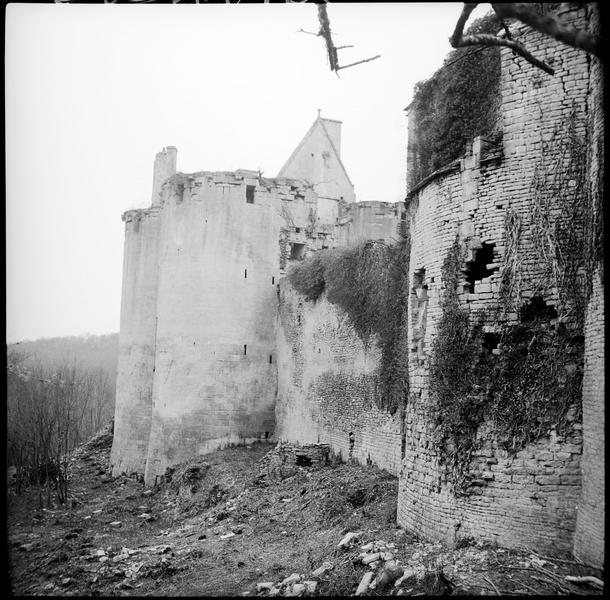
[6,333,118,506]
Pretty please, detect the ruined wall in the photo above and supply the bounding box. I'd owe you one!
[573,3,604,569]
[397,9,591,554]
[276,280,403,476]
[112,149,403,484]
[111,207,161,476]
[336,201,404,247]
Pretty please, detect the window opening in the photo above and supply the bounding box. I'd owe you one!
[246,185,255,204]
[271,276,275,285]
[269,355,273,364]
[244,268,247,279]
[465,242,496,293]
[290,243,306,260]
[244,345,247,355]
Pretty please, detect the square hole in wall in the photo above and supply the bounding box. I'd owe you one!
[290,243,306,260]
[246,185,255,204]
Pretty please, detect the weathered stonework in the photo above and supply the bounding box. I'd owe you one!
[276,282,404,476]
[111,116,403,485]
[397,6,600,557]
[573,3,604,569]
[258,442,331,481]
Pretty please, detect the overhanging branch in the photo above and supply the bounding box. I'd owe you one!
[303,3,381,75]
[450,3,603,76]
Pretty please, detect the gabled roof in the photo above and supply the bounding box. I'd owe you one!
[278,115,354,188]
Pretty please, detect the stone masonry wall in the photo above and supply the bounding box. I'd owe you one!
[111,206,161,476]
[112,162,403,484]
[573,3,604,569]
[397,8,591,554]
[276,280,403,476]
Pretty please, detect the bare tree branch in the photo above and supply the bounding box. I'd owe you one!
[307,3,380,75]
[450,3,555,75]
[493,3,602,58]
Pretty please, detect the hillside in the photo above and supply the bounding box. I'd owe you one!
[8,333,119,380]
[7,428,603,596]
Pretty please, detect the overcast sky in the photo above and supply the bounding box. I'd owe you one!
[6,1,490,343]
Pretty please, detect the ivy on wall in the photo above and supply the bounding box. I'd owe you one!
[408,13,502,186]
[429,237,584,493]
[288,230,410,415]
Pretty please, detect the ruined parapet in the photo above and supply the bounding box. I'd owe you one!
[151,146,177,206]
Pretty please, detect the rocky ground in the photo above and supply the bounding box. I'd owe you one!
[7,425,604,596]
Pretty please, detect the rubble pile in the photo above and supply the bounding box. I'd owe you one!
[258,443,331,481]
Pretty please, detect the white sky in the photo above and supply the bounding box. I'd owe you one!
[6,1,490,343]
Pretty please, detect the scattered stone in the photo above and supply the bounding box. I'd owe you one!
[220,532,235,540]
[20,543,35,552]
[96,549,106,556]
[256,582,274,592]
[360,542,374,552]
[61,578,72,585]
[99,556,109,563]
[375,562,404,589]
[268,586,280,596]
[280,573,301,587]
[355,571,375,596]
[311,562,333,577]
[361,552,381,565]
[338,531,361,548]
[303,580,317,594]
[289,583,306,596]
[44,583,54,590]
[109,521,122,528]
[92,509,102,514]
[143,490,154,496]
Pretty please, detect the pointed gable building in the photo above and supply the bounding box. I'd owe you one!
[278,112,355,204]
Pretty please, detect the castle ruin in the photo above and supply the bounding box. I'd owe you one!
[112,4,603,570]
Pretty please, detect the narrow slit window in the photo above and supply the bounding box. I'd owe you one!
[272,276,275,285]
[269,355,273,364]
[244,268,247,279]
[246,185,255,204]
[244,345,247,355]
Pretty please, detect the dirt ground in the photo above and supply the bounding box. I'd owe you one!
[7,427,604,596]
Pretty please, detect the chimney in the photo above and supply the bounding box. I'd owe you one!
[151,146,177,205]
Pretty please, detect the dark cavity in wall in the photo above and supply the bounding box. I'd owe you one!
[348,432,355,459]
[290,243,306,260]
[519,295,558,323]
[296,455,312,467]
[246,185,255,204]
[465,242,496,292]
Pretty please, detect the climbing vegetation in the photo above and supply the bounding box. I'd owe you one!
[408,13,502,185]
[429,237,583,493]
[288,229,410,414]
